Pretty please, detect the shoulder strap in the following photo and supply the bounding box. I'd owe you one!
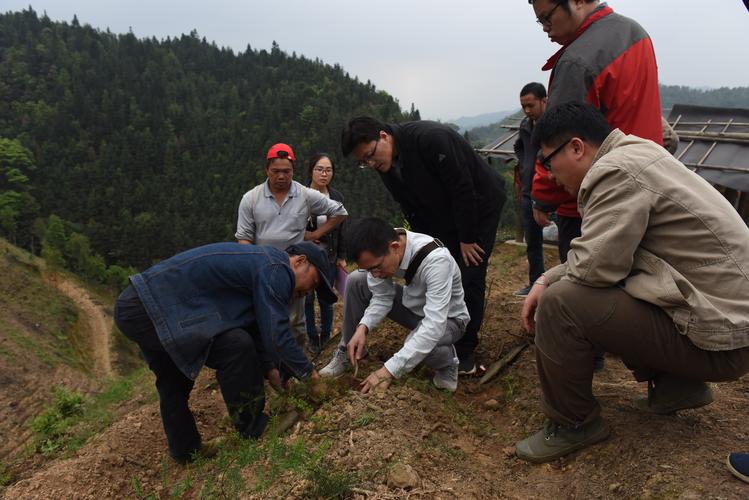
[404,238,443,286]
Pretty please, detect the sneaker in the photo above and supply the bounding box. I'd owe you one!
[727,452,749,484]
[633,374,714,414]
[515,416,610,463]
[319,348,349,377]
[513,284,533,297]
[433,348,459,392]
[458,352,477,376]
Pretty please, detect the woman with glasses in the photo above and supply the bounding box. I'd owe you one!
[304,153,346,354]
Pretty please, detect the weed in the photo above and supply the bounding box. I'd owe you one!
[502,374,519,399]
[353,412,377,428]
[30,386,85,455]
[0,461,11,488]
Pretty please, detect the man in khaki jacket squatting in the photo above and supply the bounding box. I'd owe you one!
[517,102,749,463]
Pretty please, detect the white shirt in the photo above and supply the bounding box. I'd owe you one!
[359,230,470,378]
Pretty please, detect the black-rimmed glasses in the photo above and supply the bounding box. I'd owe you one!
[357,140,380,169]
[536,2,561,27]
[538,138,572,172]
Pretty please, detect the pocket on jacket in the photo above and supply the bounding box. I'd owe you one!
[179,312,222,329]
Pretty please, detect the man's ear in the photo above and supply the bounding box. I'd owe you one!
[571,137,585,158]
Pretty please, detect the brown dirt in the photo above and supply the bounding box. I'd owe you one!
[3,242,749,498]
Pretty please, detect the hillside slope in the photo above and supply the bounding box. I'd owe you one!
[3,242,748,498]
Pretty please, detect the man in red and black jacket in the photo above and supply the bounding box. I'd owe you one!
[527,0,663,263]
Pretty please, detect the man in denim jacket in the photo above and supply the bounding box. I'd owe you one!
[114,241,334,463]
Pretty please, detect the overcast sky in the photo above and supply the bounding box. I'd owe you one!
[3,1,748,121]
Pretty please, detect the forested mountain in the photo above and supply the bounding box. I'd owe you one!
[660,84,749,110]
[0,8,417,270]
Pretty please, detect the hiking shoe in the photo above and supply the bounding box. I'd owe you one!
[433,347,459,392]
[727,452,749,484]
[513,284,533,297]
[458,352,477,376]
[173,436,225,464]
[515,416,610,463]
[633,374,714,414]
[319,348,349,377]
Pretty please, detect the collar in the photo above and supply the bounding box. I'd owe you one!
[263,179,298,198]
[591,128,625,165]
[542,3,613,71]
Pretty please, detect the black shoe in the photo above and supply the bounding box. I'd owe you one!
[458,352,477,376]
[513,284,533,297]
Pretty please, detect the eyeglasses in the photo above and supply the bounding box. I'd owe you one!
[312,167,333,175]
[357,255,386,274]
[538,138,572,172]
[357,140,380,169]
[536,2,561,27]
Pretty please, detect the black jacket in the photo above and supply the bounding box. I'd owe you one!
[381,121,505,247]
[513,116,536,198]
[306,187,346,263]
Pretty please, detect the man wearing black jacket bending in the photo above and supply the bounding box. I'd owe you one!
[341,117,506,374]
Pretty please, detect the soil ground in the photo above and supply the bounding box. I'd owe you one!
[3,242,749,498]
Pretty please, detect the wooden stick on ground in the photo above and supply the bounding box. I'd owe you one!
[478,343,529,386]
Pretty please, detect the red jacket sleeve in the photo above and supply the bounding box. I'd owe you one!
[530,160,580,218]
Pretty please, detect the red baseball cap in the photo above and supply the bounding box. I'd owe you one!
[266,143,296,161]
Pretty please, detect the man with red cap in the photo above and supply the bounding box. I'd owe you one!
[236,143,348,344]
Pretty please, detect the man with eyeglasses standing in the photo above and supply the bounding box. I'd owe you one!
[525,0,662,259]
[236,143,348,345]
[339,117,506,375]
[319,217,469,394]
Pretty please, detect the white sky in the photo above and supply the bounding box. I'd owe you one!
[3,1,748,121]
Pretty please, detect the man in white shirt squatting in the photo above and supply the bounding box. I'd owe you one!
[320,217,469,393]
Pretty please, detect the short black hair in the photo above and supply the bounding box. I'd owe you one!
[346,217,398,261]
[528,0,598,14]
[340,116,385,157]
[532,101,612,150]
[520,82,547,99]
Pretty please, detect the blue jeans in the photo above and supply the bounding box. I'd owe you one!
[304,260,336,339]
[521,196,545,284]
[114,285,268,461]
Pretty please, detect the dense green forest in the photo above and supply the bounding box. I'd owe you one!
[0,8,421,272]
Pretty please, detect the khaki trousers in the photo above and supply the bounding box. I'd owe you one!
[535,280,749,426]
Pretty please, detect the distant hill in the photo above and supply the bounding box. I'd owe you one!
[0,8,417,268]
[467,84,749,148]
[449,110,515,132]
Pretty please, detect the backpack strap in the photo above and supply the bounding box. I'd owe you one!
[404,238,444,286]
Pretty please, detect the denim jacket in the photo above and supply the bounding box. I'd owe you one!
[130,242,314,380]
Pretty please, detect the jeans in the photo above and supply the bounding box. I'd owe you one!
[114,285,268,460]
[304,260,336,340]
[521,196,545,284]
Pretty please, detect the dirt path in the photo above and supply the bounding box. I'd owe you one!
[49,277,114,379]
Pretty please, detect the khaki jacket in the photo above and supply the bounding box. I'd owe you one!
[545,129,749,351]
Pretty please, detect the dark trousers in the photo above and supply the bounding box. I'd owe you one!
[304,260,336,339]
[451,207,502,360]
[521,196,545,284]
[114,285,268,460]
[556,215,582,264]
[535,280,749,427]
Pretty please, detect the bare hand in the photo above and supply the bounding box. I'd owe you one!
[336,258,346,270]
[460,242,485,267]
[304,230,321,243]
[360,366,393,394]
[521,281,547,334]
[347,326,368,365]
[532,208,551,227]
[267,368,284,392]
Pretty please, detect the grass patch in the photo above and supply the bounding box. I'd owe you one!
[30,369,153,456]
[132,426,357,499]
